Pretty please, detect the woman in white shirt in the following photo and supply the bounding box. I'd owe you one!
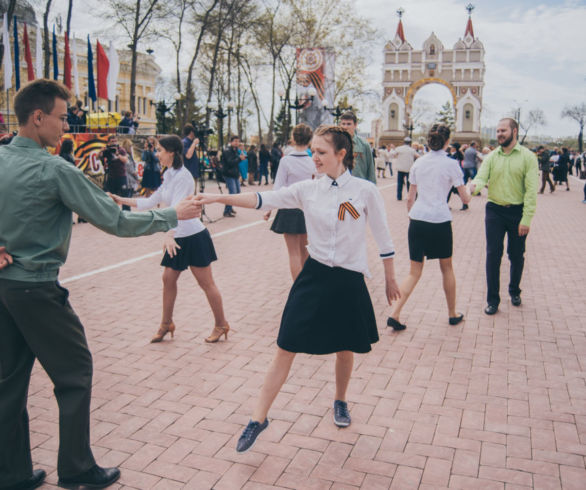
[197,125,401,453]
[387,124,470,332]
[110,135,230,344]
[266,124,315,279]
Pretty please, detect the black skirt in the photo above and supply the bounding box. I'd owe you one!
[160,229,217,271]
[277,258,379,355]
[408,219,453,262]
[270,208,307,234]
[142,168,161,190]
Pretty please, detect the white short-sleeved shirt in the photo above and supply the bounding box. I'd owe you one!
[256,170,395,277]
[273,151,316,190]
[136,166,204,238]
[408,150,465,223]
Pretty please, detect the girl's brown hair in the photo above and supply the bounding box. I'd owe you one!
[292,123,313,146]
[313,125,354,171]
[427,123,451,151]
[158,135,184,169]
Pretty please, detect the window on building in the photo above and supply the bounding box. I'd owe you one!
[430,45,435,55]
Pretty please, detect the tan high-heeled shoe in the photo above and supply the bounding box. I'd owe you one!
[205,323,230,343]
[151,321,176,343]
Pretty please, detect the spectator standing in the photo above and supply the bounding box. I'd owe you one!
[118,111,133,134]
[270,143,282,182]
[537,146,555,194]
[141,136,161,196]
[339,111,376,183]
[239,142,248,186]
[100,135,128,199]
[259,144,271,185]
[385,144,394,176]
[182,125,200,193]
[555,148,570,191]
[121,139,139,207]
[390,137,419,200]
[247,145,258,185]
[59,139,75,165]
[220,136,244,217]
[462,141,480,183]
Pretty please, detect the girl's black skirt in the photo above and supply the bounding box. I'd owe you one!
[161,229,217,271]
[270,208,307,234]
[277,257,379,355]
[408,219,453,262]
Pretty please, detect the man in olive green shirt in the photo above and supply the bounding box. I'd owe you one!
[0,80,201,490]
[470,117,539,315]
[339,111,376,184]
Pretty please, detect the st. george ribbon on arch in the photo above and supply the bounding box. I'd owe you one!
[377,9,485,146]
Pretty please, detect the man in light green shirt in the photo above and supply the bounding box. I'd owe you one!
[0,80,201,490]
[470,117,539,315]
[339,111,376,184]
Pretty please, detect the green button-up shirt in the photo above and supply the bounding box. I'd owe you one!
[0,136,177,282]
[472,143,539,227]
[351,134,376,184]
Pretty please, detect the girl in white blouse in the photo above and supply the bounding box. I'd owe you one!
[265,123,316,279]
[197,125,401,453]
[110,136,230,344]
[387,124,470,332]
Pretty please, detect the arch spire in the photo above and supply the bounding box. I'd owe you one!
[395,8,406,43]
[465,3,475,39]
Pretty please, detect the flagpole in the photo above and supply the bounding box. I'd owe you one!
[6,88,10,132]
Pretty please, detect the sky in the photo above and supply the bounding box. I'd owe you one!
[45,0,586,139]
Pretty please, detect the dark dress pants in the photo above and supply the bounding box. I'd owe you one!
[485,202,527,307]
[397,171,410,200]
[0,280,96,486]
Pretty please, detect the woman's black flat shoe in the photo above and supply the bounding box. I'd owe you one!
[387,317,406,331]
[449,314,464,325]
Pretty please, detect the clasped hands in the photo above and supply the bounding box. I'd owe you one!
[0,246,13,271]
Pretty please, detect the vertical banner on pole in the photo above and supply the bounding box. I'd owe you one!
[3,13,13,131]
[52,25,58,80]
[35,24,42,79]
[295,47,336,129]
[13,16,20,90]
[23,23,34,81]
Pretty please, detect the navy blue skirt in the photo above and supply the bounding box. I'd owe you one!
[277,258,379,355]
[270,208,307,234]
[161,229,217,271]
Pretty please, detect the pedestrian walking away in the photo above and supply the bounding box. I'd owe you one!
[264,123,316,280]
[196,125,401,453]
[109,135,230,344]
[470,117,538,315]
[0,80,201,490]
[387,124,470,332]
[390,136,419,200]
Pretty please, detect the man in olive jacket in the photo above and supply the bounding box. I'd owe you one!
[0,80,201,490]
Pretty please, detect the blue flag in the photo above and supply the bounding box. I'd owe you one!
[52,25,58,80]
[87,35,96,102]
[13,16,19,90]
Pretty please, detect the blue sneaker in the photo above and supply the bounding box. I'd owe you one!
[236,419,269,453]
[333,400,351,427]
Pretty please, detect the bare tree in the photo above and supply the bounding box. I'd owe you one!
[561,103,586,153]
[519,109,546,144]
[107,0,161,113]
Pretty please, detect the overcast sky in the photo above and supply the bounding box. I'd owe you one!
[48,0,586,138]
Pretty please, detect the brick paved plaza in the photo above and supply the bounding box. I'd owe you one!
[29,175,586,489]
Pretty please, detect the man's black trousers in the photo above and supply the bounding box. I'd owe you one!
[0,279,96,486]
[485,202,527,307]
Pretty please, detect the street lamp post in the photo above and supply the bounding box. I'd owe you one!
[404,121,414,139]
[323,105,353,125]
[279,88,316,126]
[207,102,234,149]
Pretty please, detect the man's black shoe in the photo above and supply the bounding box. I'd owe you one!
[1,469,46,490]
[511,295,522,307]
[236,419,269,453]
[58,465,120,489]
[484,304,498,315]
[223,212,236,218]
[461,204,469,210]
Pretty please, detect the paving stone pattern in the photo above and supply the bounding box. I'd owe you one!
[29,176,586,489]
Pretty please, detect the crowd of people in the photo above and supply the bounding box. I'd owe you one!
[0,79,584,489]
